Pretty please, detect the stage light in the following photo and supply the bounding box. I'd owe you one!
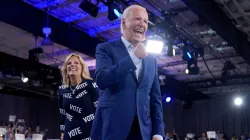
[185,69,189,74]
[182,46,193,61]
[42,27,51,35]
[173,48,176,56]
[234,97,242,106]
[108,6,120,21]
[113,9,120,17]
[145,40,164,54]
[166,97,171,102]
[187,52,192,59]
[21,74,28,83]
[41,27,53,46]
[79,0,99,17]
[185,53,199,75]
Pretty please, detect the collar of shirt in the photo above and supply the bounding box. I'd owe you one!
[121,36,133,49]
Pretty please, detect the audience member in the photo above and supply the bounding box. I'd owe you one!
[199,132,208,140]
[25,132,32,140]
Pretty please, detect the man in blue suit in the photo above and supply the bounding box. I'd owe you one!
[91,5,165,140]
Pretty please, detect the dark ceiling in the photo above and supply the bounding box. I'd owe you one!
[0,0,250,103]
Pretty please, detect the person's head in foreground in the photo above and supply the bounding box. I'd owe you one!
[121,5,148,45]
[61,53,92,86]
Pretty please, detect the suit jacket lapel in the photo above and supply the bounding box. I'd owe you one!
[138,57,148,85]
[113,39,129,58]
[113,39,138,83]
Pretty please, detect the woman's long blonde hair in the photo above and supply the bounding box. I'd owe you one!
[61,53,92,85]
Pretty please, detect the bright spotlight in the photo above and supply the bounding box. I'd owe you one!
[185,69,189,74]
[166,97,171,102]
[113,9,120,17]
[234,97,242,106]
[145,40,164,54]
[173,49,176,56]
[187,52,192,59]
[108,4,120,21]
[21,77,29,83]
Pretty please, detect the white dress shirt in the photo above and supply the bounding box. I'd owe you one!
[121,36,141,79]
[121,36,163,140]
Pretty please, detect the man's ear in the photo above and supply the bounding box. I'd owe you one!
[121,18,126,28]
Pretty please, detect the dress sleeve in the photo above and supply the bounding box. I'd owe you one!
[88,80,99,109]
[58,90,66,132]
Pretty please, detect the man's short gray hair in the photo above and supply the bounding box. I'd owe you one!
[120,5,147,34]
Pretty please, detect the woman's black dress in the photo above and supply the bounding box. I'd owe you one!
[58,79,99,140]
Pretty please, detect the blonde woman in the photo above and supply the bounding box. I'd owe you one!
[58,53,98,140]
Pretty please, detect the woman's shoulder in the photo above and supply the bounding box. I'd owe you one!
[83,79,94,83]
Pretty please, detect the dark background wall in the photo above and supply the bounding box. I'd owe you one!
[163,94,250,138]
[0,92,249,139]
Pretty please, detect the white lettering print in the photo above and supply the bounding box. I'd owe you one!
[63,93,72,99]
[70,104,82,113]
[68,127,82,138]
[76,90,88,99]
[66,113,73,121]
[60,125,65,131]
[92,82,98,88]
[59,108,65,115]
[93,101,98,107]
[83,114,94,123]
[82,137,92,140]
[59,85,68,89]
[76,82,88,90]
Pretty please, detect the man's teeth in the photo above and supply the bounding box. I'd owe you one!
[135,31,143,34]
[134,30,143,34]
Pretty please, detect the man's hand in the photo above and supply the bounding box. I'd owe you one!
[152,135,163,140]
[134,43,148,59]
[152,137,161,140]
